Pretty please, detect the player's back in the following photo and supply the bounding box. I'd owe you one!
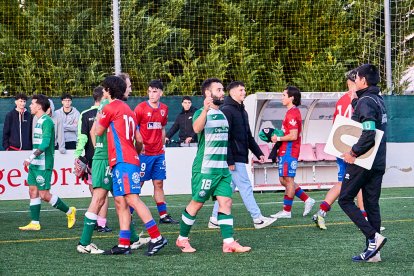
[101,100,139,167]
[334,93,353,121]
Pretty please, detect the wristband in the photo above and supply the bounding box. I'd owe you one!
[277,136,281,142]
[28,153,36,162]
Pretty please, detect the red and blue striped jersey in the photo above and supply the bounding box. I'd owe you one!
[99,100,139,167]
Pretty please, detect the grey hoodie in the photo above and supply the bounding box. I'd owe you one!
[33,99,66,154]
[55,106,80,143]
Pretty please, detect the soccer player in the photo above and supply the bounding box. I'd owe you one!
[270,86,315,219]
[208,81,276,229]
[19,94,76,231]
[95,76,167,256]
[339,64,387,262]
[176,78,251,253]
[74,86,111,233]
[312,70,366,230]
[134,80,178,224]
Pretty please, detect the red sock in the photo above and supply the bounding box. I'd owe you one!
[283,195,294,212]
[295,187,309,202]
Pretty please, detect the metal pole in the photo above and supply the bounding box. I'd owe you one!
[112,0,121,75]
[384,0,393,94]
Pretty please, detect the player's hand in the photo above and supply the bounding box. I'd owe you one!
[229,165,235,171]
[23,159,30,167]
[185,137,192,144]
[165,137,170,143]
[259,155,265,164]
[271,135,277,143]
[203,96,212,109]
[341,152,356,164]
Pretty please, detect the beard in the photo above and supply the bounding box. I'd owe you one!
[212,95,224,106]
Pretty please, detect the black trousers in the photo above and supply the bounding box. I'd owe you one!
[338,164,384,239]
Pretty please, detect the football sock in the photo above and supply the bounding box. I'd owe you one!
[79,212,97,246]
[318,201,331,217]
[50,194,69,213]
[295,187,309,202]
[156,202,167,218]
[97,216,106,227]
[283,195,294,212]
[119,230,131,247]
[130,220,140,243]
[179,209,196,237]
[144,219,161,241]
[29,197,41,222]
[218,212,234,240]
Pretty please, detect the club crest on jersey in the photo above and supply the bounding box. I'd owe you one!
[161,110,165,116]
[132,172,140,184]
[289,119,297,126]
[147,122,162,129]
[147,112,152,117]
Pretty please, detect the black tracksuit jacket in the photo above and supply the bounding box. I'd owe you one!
[220,96,263,165]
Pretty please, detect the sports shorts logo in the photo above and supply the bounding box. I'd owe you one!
[345,173,350,180]
[104,177,109,184]
[140,172,145,177]
[36,175,45,184]
[291,161,297,169]
[132,172,140,184]
[198,190,206,198]
[115,169,120,178]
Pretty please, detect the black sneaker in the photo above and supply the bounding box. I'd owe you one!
[159,214,179,224]
[97,225,112,233]
[103,245,131,255]
[144,236,168,256]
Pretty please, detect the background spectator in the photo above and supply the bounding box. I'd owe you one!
[2,93,32,151]
[166,96,197,145]
[55,93,80,149]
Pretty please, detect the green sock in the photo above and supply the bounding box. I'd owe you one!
[30,204,41,222]
[79,216,97,246]
[218,213,234,239]
[179,209,196,237]
[53,197,69,213]
[130,220,140,242]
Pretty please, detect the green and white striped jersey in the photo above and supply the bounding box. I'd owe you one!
[192,107,230,175]
[93,99,109,160]
[31,114,55,170]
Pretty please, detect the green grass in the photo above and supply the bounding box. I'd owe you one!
[1,188,414,275]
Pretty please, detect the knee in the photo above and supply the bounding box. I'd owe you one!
[153,181,163,189]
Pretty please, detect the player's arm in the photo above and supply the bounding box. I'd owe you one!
[95,107,109,136]
[162,127,166,145]
[271,129,298,143]
[134,126,143,154]
[24,121,52,166]
[74,112,88,158]
[90,120,97,148]
[193,97,211,133]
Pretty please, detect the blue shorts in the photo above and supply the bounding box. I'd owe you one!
[278,155,298,177]
[336,158,347,182]
[139,154,166,181]
[112,163,141,197]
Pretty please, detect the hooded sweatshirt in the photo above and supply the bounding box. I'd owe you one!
[2,107,32,150]
[55,106,80,143]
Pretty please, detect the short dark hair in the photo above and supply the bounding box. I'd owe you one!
[345,69,357,82]
[182,96,192,102]
[285,86,301,106]
[148,79,163,90]
[93,86,104,102]
[201,78,223,97]
[356,64,380,86]
[61,93,72,101]
[117,73,130,82]
[32,94,50,112]
[101,76,126,100]
[226,81,245,92]
[14,93,28,101]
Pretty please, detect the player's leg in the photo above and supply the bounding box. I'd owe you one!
[272,156,293,218]
[19,173,42,231]
[216,174,250,253]
[232,162,276,229]
[176,172,207,253]
[77,188,108,254]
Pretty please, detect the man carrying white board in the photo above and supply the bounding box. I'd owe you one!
[338,64,387,262]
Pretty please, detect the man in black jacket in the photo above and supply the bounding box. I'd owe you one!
[208,81,277,229]
[2,93,32,151]
[166,96,197,145]
[338,64,387,262]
